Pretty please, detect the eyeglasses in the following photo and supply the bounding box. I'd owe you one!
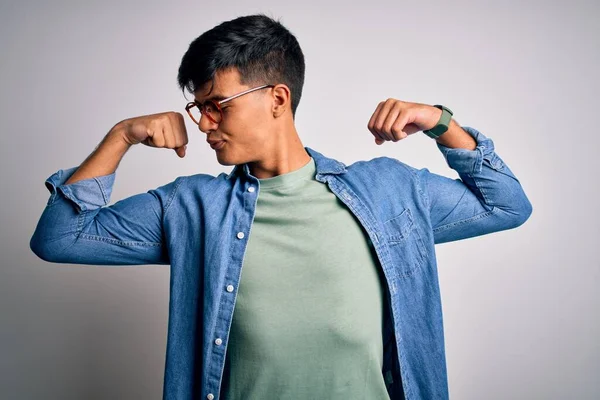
[185,84,275,125]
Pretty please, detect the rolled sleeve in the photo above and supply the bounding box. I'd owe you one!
[406,125,533,243]
[435,126,506,175]
[31,167,181,265]
[44,167,116,212]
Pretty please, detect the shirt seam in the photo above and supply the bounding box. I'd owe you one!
[163,177,185,219]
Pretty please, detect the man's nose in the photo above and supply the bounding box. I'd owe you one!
[198,114,218,134]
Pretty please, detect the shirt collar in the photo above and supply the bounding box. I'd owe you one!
[226,146,347,180]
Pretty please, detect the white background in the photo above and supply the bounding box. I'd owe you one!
[1,0,598,398]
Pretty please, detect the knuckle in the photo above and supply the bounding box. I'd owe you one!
[168,111,182,122]
[158,114,170,126]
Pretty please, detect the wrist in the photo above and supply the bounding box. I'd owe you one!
[109,121,134,147]
[423,104,453,138]
[425,105,443,131]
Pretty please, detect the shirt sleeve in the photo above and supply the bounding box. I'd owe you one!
[408,126,533,244]
[30,166,183,265]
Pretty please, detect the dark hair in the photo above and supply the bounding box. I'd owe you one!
[177,13,305,118]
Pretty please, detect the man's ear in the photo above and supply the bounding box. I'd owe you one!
[272,84,291,118]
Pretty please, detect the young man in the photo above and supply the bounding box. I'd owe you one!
[30,13,532,400]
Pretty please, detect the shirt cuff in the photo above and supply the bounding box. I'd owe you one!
[44,167,116,212]
[435,126,505,175]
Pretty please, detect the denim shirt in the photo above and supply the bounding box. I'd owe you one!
[30,126,532,400]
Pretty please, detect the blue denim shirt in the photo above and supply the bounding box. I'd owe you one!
[30,126,532,400]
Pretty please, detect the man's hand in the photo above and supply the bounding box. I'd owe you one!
[367,99,443,145]
[118,111,189,158]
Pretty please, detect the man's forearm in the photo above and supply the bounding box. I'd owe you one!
[64,123,132,185]
[433,118,477,150]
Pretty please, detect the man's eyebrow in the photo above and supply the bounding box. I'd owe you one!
[194,94,227,104]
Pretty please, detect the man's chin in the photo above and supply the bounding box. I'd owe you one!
[215,157,233,166]
[215,152,240,167]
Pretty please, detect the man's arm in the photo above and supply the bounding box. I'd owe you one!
[63,124,132,185]
[413,125,532,244]
[433,118,477,150]
[30,112,189,265]
[368,99,533,244]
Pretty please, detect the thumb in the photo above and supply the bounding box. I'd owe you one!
[375,138,384,145]
[175,145,187,158]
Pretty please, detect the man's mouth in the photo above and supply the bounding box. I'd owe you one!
[209,140,226,150]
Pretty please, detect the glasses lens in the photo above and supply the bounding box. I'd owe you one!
[202,101,222,123]
[188,104,202,124]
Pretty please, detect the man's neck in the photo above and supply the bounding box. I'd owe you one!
[248,128,310,179]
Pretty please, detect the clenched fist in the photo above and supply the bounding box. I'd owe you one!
[118,111,189,158]
[367,99,443,145]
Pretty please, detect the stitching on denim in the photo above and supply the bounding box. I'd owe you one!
[79,233,162,246]
[332,177,382,245]
[409,165,430,210]
[163,177,185,218]
[478,175,491,205]
[386,230,428,278]
[382,209,428,277]
[59,185,86,213]
[432,207,496,233]
[389,157,430,210]
[383,208,411,227]
[94,176,109,205]
[76,209,87,235]
[46,193,60,208]
[214,177,259,397]
[395,329,414,399]
[484,153,505,171]
[473,146,483,175]
[467,172,491,205]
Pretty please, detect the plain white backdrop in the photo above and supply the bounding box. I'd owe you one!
[1,0,598,398]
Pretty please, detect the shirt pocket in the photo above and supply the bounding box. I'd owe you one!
[382,207,427,278]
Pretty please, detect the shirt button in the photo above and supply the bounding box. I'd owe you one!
[226,285,234,293]
[215,338,222,346]
[248,186,255,193]
[237,232,245,239]
[207,394,214,400]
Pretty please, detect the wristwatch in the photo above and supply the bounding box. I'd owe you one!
[423,104,453,138]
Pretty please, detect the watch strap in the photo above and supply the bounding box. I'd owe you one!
[423,104,453,138]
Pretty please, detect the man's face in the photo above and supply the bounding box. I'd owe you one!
[193,67,273,166]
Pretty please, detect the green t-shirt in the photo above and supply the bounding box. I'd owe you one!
[221,156,390,399]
